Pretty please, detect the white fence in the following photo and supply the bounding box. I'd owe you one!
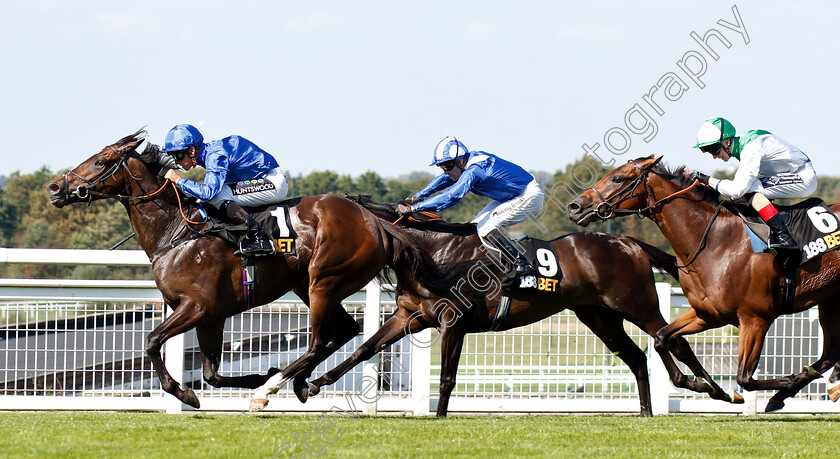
[1,248,838,415]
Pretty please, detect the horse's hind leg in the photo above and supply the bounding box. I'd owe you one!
[766,302,840,411]
[437,325,467,417]
[146,300,204,408]
[292,307,361,402]
[574,307,652,416]
[829,362,840,402]
[195,318,280,389]
[250,297,361,410]
[307,305,427,399]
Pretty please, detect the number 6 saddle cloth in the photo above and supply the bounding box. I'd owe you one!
[725,197,840,265]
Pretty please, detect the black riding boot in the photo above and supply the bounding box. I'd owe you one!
[766,214,798,253]
[220,200,275,256]
[485,229,533,277]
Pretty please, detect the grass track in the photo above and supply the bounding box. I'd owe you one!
[0,412,838,458]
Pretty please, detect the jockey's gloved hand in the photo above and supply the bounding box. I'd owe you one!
[396,203,413,216]
[689,171,711,186]
[405,195,420,205]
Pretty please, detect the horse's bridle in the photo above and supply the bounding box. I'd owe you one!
[588,159,700,221]
[58,143,168,204]
[587,159,717,268]
[60,141,204,225]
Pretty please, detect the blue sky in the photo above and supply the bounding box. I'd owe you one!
[2,1,838,180]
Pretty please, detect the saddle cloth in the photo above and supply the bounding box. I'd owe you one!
[206,202,297,255]
[726,197,840,264]
[499,237,563,292]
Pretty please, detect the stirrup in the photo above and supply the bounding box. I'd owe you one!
[515,259,534,277]
[235,238,275,257]
[768,233,798,253]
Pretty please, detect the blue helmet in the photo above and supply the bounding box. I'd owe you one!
[430,136,468,166]
[161,124,204,153]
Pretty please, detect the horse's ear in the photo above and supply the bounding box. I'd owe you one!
[653,155,663,165]
[636,155,662,169]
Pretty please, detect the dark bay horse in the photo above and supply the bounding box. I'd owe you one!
[46,130,450,409]
[292,197,741,416]
[567,156,840,411]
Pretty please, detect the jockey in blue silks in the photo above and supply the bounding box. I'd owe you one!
[162,124,288,256]
[398,136,545,276]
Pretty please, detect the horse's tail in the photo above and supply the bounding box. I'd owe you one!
[630,237,679,279]
[379,222,453,300]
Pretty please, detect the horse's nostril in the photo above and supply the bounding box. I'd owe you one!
[47,183,60,194]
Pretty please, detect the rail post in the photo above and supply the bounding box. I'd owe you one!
[650,282,673,415]
[362,280,381,415]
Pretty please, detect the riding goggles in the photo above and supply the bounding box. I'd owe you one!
[169,150,187,161]
[439,160,456,171]
[700,143,721,155]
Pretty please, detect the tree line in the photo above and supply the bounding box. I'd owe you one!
[3,157,840,280]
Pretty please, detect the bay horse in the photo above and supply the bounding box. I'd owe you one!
[46,130,451,409]
[287,196,742,416]
[567,155,840,411]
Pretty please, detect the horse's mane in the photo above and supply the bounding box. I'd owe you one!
[649,161,722,205]
[116,128,179,175]
[347,195,478,236]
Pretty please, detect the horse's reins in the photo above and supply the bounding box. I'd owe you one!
[393,210,444,225]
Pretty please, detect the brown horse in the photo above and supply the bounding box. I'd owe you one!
[291,196,741,416]
[567,156,840,411]
[46,130,451,409]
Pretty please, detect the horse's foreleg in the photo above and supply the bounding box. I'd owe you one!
[195,319,280,389]
[766,302,840,411]
[146,300,204,408]
[576,307,652,416]
[635,312,725,401]
[655,308,743,404]
[437,326,466,417]
[308,307,426,399]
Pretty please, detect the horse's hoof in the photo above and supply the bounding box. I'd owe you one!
[828,383,840,403]
[308,382,321,397]
[729,389,744,404]
[765,398,785,413]
[804,366,822,379]
[249,398,269,412]
[293,380,309,404]
[182,388,200,409]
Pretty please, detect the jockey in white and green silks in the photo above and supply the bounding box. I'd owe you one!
[690,117,817,253]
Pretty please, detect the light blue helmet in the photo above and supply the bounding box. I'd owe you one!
[430,136,468,166]
[161,124,204,153]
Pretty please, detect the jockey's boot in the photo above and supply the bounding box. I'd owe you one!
[766,214,798,253]
[221,200,275,257]
[485,229,533,277]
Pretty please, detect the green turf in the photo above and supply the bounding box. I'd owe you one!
[0,412,837,458]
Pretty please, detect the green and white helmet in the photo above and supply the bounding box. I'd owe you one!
[694,117,736,149]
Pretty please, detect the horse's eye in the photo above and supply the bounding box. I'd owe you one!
[612,176,624,184]
[94,159,105,167]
